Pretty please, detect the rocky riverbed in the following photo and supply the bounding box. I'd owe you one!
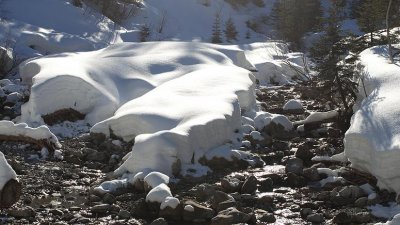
[0,82,393,225]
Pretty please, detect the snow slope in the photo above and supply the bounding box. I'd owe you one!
[345,45,400,194]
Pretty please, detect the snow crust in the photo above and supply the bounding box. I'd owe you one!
[344,45,400,194]
[0,152,17,191]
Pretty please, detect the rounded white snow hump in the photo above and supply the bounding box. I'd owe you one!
[345,45,400,195]
[0,152,17,191]
[19,41,258,176]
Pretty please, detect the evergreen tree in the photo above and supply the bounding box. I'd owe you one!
[211,12,222,43]
[270,0,322,49]
[357,0,387,44]
[224,17,238,42]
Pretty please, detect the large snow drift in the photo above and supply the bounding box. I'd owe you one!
[345,45,400,194]
[20,41,257,176]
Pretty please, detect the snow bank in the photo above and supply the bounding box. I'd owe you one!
[0,152,17,191]
[0,121,60,148]
[242,42,309,85]
[20,41,256,176]
[345,45,400,194]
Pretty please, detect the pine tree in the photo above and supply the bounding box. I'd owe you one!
[224,17,238,42]
[357,0,387,45]
[270,0,322,49]
[211,12,222,43]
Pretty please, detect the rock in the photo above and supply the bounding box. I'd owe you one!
[193,183,217,201]
[286,172,306,187]
[183,200,214,222]
[221,178,241,193]
[150,217,168,225]
[258,178,273,192]
[241,176,258,194]
[355,197,368,208]
[283,99,304,114]
[338,185,364,200]
[49,209,64,216]
[84,148,108,162]
[118,209,131,219]
[91,204,111,214]
[0,47,14,74]
[259,212,276,223]
[0,179,22,208]
[211,191,235,210]
[7,206,36,218]
[159,204,183,221]
[307,213,324,223]
[352,212,371,223]
[300,208,312,219]
[89,132,106,145]
[302,167,320,181]
[294,145,313,163]
[333,212,351,224]
[211,207,252,225]
[131,198,150,219]
[102,193,116,204]
[285,158,304,175]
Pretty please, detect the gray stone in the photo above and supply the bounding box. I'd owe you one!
[118,210,131,219]
[300,208,312,219]
[221,177,241,193]
[0,47,14,74]
[7,206,36,218]
[211,191,234,210]
[258,178,273,192]
[211,207,252,225]
[241,176,258,194]
[285,158,304,175]
[295,145,313,162]
[102,193,116,204]
[302,167,320,181]
[307,213,324,223]
[352,212,371,223]
[333,212,351,224]
[183,200,215,222]
[259,212,276,223]
[355,197,368,208]
[150,217,168,225]
[91,204,111,214]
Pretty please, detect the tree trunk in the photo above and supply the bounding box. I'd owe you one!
[387,0,394,63]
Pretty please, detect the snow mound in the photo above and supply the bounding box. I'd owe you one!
[20,41,257,176]
[242,42,309,85]
[0,152,17,191]
[345,45,400,195]
[0,120,60,148]
[146,183,173,204]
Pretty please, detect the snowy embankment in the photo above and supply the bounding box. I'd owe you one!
[344,45,400,194]
[19,41,261,176]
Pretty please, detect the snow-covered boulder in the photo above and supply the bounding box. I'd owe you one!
[0,121,60,150]
[283,99,304,113]
[345,45,400,195]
